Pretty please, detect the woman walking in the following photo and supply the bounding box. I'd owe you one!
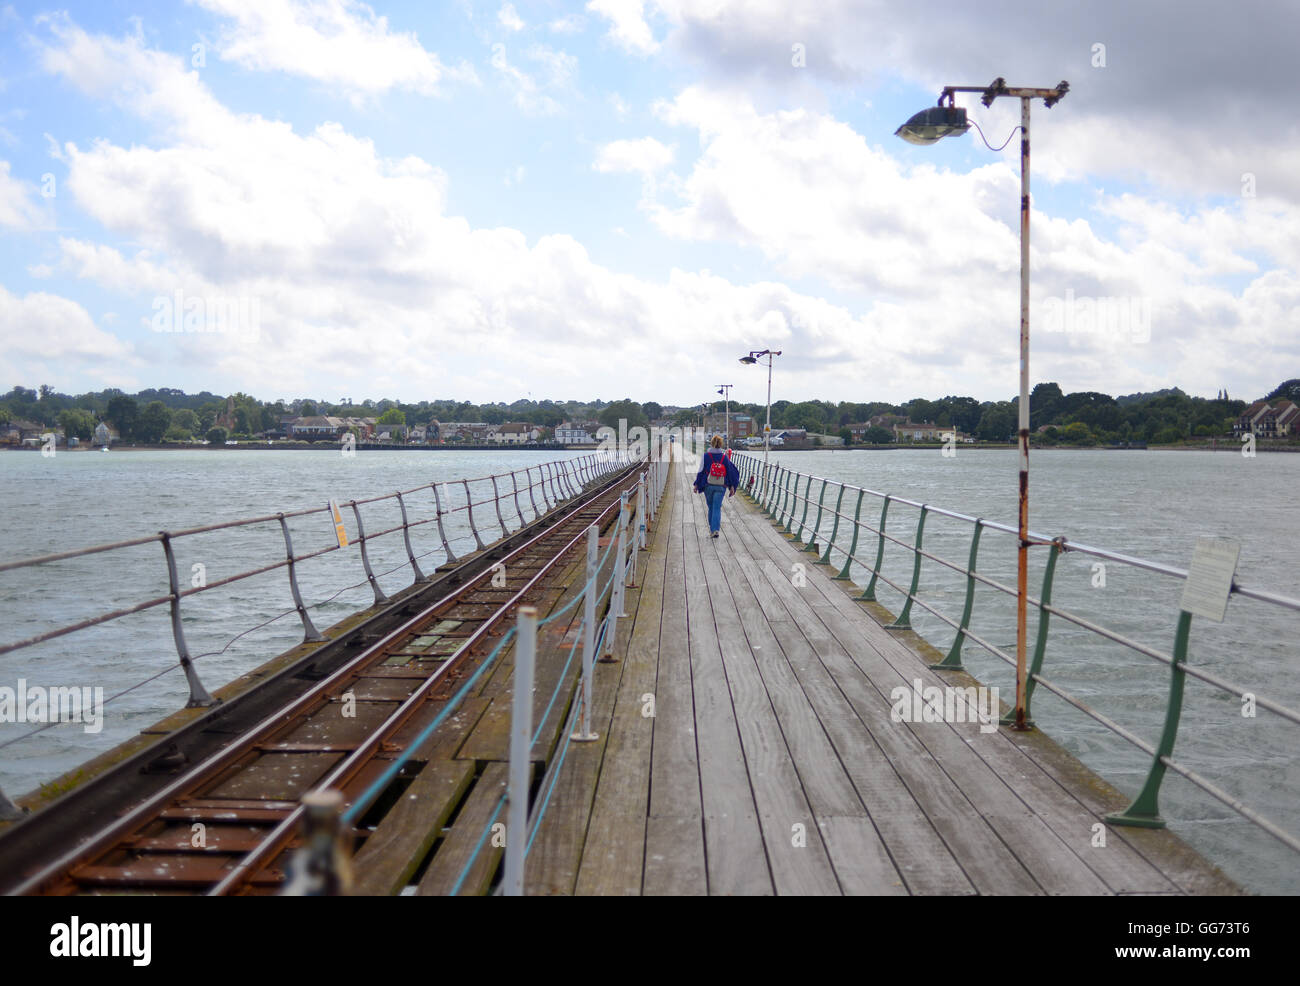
[694,435,740,539]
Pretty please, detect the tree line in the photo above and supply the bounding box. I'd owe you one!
[3,381,1294,446]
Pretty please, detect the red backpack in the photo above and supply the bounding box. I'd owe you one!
[706,453,726,486]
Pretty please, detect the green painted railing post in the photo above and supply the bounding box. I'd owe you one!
[801,478,826,549]
[835,489,864,580]
[1106,610,1194,829]
[780,472,798,533]
[860,496,891,601]
[786,474,810,536]
[933,519,984,670]
[776,467,791,522]
[818,483,845,564]
[887,505,928,629]
[999,539,1061,724]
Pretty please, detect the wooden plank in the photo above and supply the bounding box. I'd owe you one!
[416,762,516,896]
[765,620,973,896]
[645,469,710,892]
[816,816,909,895]
[731,500,1118,895]
[726,504,1039,895]
[571,489,670,895]
[695,519,844,895]
[457,554,590,763]
[643,814,706,896]
[350,759,474,895]
[679,467,772,895]
[526,486,669,895]
[735,520,1135,895]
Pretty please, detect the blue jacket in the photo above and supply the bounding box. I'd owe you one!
[694,449,740,493]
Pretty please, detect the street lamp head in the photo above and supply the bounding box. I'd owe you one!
[739,355,757,364]
[895,104,970,145]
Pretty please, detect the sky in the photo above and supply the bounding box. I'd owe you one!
[0,0,1297,408]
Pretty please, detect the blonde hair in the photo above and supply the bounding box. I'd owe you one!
[711,435,724,448]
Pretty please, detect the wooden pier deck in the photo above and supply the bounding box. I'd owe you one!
[523,450,1240,896]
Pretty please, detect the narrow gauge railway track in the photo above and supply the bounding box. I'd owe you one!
[2,458,647,896]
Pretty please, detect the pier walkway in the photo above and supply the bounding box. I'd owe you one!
[523,450,1239,895]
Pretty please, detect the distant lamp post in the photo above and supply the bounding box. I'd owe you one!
[896,76,1069,731]
[739,349,782,494]
[717,384,733,449]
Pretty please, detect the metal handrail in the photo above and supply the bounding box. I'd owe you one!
[732,451,1300,856]
[0,449,635,812]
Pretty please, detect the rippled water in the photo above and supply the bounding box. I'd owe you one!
[752,446,1299,894]
[0,448,591,803]
[2,446,1296,893]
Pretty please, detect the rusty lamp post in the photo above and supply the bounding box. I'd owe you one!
[897,77,1069,730]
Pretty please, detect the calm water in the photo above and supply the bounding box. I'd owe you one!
[0,448,592,800]
[755,446,1299,894]
[1,446,1297,893]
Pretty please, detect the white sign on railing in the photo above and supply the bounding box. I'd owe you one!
[1179,537,1240,623]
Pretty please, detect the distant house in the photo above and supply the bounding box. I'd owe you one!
[773,428,809,446]
[1274,400,1300,436]
[1234,400,1299,438]
[489,422,540,444]
[893,421,944,442]
[93,421,119,446]
[703,413,756,440]
[442,422,492,443]
[555,421,598,444]
[290,415,345,440]
[2,418,43,445]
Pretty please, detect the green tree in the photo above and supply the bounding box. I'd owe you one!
[1029,382,1064,429]
[206,426,228,445]
[1154,426,1182,444]
[642,401,663,421]
[172,408,200,433]
[1061,421,1093,445]
[57,408,96,441]
[837,427,852,444]
[975,402,1016,442]
[377,407,406,426]
[864,426,894,443]
[299,400,317,417]
[599,399,649,431]
[106,395,140,439]
[137,401,172,443]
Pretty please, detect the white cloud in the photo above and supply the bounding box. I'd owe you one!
[189,0,477,98]
[23,14,1299,406]
[646,0,1300,204]
[32,21,932,402]
[641,87,1300,399]
[586,0,658,55]
[593,136,674,176]
[497,3,524,32]
[489,42,559,115]
[526,44,577,88]
[549,14,585,34]
[0,286,129,365]
[0,160,48,230]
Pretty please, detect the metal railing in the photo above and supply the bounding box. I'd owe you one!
[282,440,671,894]
[0,449,637,818]
[732,452,1300,857]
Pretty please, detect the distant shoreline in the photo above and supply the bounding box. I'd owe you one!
[7,440,1298,454]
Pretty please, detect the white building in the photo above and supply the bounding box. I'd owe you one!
[489,422,540,444]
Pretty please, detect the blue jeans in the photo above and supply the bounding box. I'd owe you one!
[703,486,726,533]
